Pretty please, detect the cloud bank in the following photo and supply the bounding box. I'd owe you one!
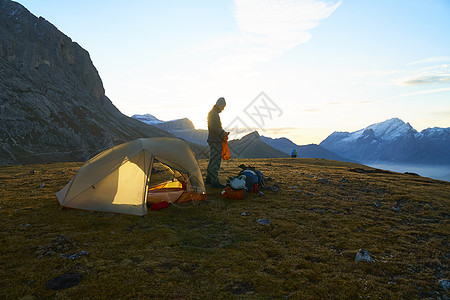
[189,0,341,74]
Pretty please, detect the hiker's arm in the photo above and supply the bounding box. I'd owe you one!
[209,114,227,139]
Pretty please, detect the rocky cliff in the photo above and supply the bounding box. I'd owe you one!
[0,0,172,164]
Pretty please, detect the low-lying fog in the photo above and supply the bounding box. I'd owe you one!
[367,163,450,182]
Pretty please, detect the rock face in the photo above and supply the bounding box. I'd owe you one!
[0,0,171,164]
[320,118,450,165]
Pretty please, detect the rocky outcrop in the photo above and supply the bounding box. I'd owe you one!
[0,0,172,164]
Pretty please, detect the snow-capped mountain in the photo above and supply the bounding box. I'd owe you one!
[132,114,208,145]
[132,114,163,125]
[320,118,450,164]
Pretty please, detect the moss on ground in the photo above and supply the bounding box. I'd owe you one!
[0,158,448,299]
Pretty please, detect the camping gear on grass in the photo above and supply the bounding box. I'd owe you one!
[237,164,279,194]
[221,186,245,200]
[150,201,170,211]
[240,169,261,193]
[56,138,206,216]
[227,175,246,190]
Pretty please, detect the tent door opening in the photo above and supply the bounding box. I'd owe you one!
[146,159,188,205]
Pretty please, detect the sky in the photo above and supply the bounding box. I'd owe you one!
[16,0,450,145]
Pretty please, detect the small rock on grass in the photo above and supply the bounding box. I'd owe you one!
[60,251,89,260]
[438,278,450,292]
[355,249,375,262]
[257,218,271,225]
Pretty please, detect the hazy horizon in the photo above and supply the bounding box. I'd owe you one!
[368,163,450,182]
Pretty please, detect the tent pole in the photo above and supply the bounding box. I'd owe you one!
[143,154,155,212]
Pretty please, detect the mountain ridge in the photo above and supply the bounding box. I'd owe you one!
[0,0,173,164]
[320,118,450,165]
[260,135,359,163]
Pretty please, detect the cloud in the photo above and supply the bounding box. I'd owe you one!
[388,87,450,99]
[402,75,450,85]
[429,109,450,119]
[234,0,341,48]
[395,62,450,86]
[196,0,342,73]
[354,70,403,77]
[422,64,450,71]
[302,108,321,112]
[407,56,450,66]
[261,127,304,136]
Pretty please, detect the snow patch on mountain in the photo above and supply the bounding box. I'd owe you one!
[341,118,416,143]
[131,114,162,125]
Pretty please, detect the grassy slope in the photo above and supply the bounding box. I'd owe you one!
[0,158,448,299]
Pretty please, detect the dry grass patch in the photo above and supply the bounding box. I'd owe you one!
[0,158,449,298]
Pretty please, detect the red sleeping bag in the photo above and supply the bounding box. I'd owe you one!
[150,201,170,211]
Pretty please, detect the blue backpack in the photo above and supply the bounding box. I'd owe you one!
[240,166,263,192]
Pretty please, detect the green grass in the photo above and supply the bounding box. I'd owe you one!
[0,158,449,299]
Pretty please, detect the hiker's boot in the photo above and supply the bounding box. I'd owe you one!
[211,181,225,189]
[205,176,211,185]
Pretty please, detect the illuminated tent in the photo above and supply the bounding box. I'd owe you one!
[56,138,206,215]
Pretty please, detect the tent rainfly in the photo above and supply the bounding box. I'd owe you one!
[56,138,206,215]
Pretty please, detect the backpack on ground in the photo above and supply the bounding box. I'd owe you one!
[238,164,264,193]
[237,164,279,194]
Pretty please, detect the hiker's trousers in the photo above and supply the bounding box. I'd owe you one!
[206,142,222,183]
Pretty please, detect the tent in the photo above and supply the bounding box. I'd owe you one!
[56,138,206,215]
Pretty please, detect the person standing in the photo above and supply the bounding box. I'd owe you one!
[206,97,228,188]
[291,149,297,158]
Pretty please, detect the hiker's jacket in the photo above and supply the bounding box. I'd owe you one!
[207,105,227,144]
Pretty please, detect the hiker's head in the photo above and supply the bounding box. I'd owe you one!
[216,97,226,112]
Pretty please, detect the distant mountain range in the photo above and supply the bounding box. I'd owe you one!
[132,114,358,162]
[260,136,358,163]
[132,114,450,167]
[320,118,450,165]
[132,114,208,146]
[132,114,288,158]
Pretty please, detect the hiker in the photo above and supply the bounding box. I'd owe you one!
[291,149,297,158]
[206,97,229,188]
